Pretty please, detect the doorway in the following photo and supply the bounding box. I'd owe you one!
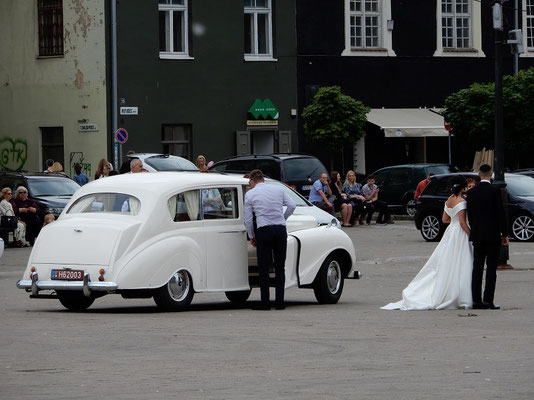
[251,130,274,154]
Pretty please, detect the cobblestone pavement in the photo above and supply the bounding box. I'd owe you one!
[1,221,533,399]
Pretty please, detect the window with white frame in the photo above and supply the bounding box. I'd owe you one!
[159,0,190,58]
[434,0,483,57]
[441,0,471,49]
[527,0,534,50]
[342,0,395,56]
[244,0,274,59]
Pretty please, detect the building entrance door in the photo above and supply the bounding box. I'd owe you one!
[252,130,274,154]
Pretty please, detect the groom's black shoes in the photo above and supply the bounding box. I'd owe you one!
[473,302,500,310]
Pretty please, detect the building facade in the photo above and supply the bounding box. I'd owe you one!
[297,0,534,174]
[114,0,298,165]
[0,0,108,176]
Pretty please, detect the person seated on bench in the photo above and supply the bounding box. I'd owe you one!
[0,187,30,247]
[11,186,41,245]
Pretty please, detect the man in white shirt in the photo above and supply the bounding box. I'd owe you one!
[245,169,296,310]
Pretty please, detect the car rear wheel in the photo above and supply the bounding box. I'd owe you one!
[153,270,194,311]
[57,291,95,311]
[313,255,344,304]
[225,289,252,303]
[511,214,534,241]
[420,214,443,242]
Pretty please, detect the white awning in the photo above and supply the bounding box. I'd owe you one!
[367,108,449,137]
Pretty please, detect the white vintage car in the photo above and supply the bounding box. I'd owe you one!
[17,172,359,311]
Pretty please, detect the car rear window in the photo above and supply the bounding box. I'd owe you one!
[506,175,534,197]
[282,158,327,182]
[211,159,281,180]
[27,177,80,196]
[426,165,459,175]
[143,156,198,171]
[67,193,141,215]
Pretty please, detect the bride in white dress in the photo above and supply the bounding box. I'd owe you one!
[382,176,473,310]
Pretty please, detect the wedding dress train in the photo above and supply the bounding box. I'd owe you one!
[382,202,473,310]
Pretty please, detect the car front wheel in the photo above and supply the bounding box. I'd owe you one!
[420,214,443,242]
[153,270,194,311]
[511,214,534,241]
[57,291,95,311]
[313,255,345,304]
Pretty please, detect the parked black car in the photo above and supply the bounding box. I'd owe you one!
[0,172,80,220]
[415,173,534,242]
[368,163,459,216]
[208,154,328,197]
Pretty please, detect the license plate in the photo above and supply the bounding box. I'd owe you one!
[302,185,312,191]
[51,269,84,281]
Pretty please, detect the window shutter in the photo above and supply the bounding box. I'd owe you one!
[278,131,291,153]
[235,131,250,155]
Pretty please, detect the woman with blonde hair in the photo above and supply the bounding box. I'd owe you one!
[51,162,63,173]
[95,159,113,179]
[196,155,208,172]
[0,187,30,247]
[343,170,367,225]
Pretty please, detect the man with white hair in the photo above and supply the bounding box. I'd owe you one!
[130,158,143,173]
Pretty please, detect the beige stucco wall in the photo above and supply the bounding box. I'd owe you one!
[0,0,107,177]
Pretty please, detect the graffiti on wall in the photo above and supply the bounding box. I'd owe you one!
[70,152,92,178]
[0,137,28,172]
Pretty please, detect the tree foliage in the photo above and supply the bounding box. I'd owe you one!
[443,67,534,151]
[302,86,369,151]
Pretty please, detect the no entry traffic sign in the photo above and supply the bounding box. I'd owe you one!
[115,128,128,144]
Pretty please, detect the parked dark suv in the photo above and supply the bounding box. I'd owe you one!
[208,154,328,197]
[415,172,534,242]
[0,172,80,220]
[369,163,459,216]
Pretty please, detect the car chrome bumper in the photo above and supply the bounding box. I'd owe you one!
[16,273,118,296]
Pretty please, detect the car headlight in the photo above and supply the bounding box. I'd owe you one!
[45,207,63,215]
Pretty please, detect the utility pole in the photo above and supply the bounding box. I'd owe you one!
[493,1,510,267]
[513,0,519,75]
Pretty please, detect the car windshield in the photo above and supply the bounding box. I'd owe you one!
[27,177,80,196]
[506,175,534,197]
[264,180,310,206]
[143,155,198,171]
[67,193,141,215]
[282,158,327,182]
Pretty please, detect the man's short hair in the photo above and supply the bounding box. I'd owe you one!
[249,169,264,182]
[479,164,492,174]
[367,174,375,181]
[46,159,54,167]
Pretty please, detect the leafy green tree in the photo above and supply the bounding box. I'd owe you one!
[302,86,369,152]
[443,67,534,152]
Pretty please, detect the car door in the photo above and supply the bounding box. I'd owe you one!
[384,167,414,207]
[372,168,392,203]
[202,186,249,291]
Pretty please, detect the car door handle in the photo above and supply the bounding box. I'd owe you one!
[220,229,246,234]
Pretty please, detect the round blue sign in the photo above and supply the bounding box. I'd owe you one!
[115,128,128,144]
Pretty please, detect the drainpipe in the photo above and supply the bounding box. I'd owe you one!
[111,0,118,170]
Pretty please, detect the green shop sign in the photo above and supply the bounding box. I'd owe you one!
[248,99,279,120]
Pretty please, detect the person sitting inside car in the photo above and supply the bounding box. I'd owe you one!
[362,175,393,225]
[308,173,336,216]
[11,186,41,244]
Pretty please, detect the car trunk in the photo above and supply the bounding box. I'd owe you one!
[31,217,138,266]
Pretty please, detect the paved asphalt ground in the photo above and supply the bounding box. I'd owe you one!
[1,221,533,399]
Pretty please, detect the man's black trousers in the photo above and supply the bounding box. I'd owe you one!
[472,240,500,304]
[255,225,287,307]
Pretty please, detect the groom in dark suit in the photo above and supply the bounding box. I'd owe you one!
[466,164,509,310]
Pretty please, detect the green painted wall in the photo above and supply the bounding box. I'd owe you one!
[116,0,297,162]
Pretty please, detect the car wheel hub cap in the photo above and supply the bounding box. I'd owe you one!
[422,216,440,239]
[168,271,190,302]
[326,261,341,294]
[513,216,534,241]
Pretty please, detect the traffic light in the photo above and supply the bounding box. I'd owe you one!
[508,29,525,55]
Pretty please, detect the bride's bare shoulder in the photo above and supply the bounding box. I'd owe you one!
[446,196,466,208]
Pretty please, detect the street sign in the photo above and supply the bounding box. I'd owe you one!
[444,120,451,131]
[115,128,128,144]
